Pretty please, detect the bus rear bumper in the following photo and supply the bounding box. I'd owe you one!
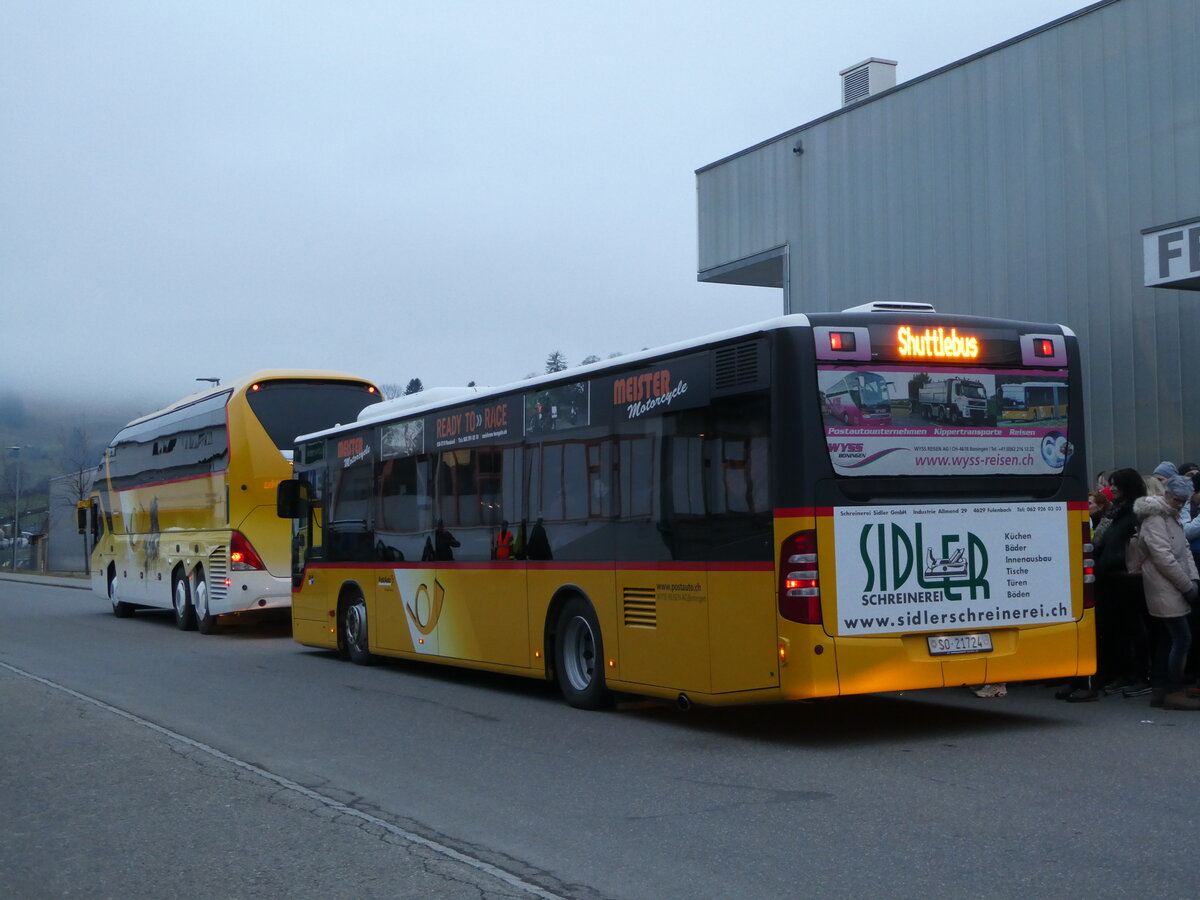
[819,615,1095,697]
[208,570,292,616]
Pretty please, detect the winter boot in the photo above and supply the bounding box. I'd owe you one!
[1161,690,1200,711]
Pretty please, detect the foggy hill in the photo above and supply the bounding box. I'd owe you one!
[1,389,166,514]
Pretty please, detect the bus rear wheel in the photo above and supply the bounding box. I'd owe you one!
[172,570,196,631]
[342,592,376,665]
[194,570,219,635]
[109,570,134,618]
[555,597,612,710]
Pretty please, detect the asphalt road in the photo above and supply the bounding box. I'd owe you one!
[2,575,1196,899]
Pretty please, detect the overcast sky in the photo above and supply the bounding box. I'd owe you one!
[2,0,1089,408]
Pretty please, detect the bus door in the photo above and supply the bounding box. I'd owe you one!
[428,446,529,668]
[278,475,333,646]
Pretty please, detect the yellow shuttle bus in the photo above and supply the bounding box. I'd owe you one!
[277,305,1094,708]
[81,371,381,632]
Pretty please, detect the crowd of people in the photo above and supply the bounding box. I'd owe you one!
[975,460,1200,709]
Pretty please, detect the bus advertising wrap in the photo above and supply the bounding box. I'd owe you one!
[833,502,1073,636]
[597,353,711,422]
[819,365,1071,476]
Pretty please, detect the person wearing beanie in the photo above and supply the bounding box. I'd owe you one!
[1153,460,1179,483]
[1133,475,1200,710]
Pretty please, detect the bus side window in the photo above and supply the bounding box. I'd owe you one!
[328,457,375,562]
[704,396,771,559]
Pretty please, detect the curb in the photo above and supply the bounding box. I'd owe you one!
[0,573,92,590]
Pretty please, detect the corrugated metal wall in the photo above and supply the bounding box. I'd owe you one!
[696,0,1200,473]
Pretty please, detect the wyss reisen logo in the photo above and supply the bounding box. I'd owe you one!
[858,522,990,602]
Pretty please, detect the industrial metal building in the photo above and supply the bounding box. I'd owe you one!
[696,0,1199,474]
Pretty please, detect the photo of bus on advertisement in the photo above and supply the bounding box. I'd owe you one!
[818,367,1071,477]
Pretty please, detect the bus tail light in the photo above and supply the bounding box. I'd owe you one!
[780,530,822,624]
[1081,522,1095,609]
[828,331,856,352]
[230,531,266,571]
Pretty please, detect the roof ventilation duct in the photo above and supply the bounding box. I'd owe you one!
[839,58,897,106]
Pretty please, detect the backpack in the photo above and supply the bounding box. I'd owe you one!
[1125,527,1147,575]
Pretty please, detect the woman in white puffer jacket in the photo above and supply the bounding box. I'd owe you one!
[1134,475,1200,710]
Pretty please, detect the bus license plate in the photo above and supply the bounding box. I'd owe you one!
[927,633,993,656]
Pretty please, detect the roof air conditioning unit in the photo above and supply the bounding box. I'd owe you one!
[839,58,897,106]
[842,301,936,313]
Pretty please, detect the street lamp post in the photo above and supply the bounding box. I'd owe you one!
[8,447,20,572]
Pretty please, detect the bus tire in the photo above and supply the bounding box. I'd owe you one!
[109,569,134,618]
[554,596,612,710]
[342,592,376,665]
[194,569,219,635]
[172,569,197,631]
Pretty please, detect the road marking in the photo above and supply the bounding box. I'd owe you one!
[0,660,565,900]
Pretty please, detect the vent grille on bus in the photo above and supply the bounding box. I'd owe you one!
[207,547,229,601]
[714,342,761,392]
[623,588,657,628]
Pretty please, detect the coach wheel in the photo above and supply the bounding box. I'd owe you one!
[172,569,196,631]
[194,570,219,635]
[555,596,612,710]
[109,570,134,618]
[343,592,376,665]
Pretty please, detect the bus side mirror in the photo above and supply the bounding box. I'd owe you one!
[277,480,309,519]
[76,501,91,535]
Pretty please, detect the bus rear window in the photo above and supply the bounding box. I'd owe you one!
[819,365,1071,477]
[247,381,383,450]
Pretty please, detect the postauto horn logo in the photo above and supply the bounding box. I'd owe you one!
[858,522,990,602]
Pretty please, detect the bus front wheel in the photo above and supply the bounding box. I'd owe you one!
[194,570,219,635]
[555,597,612,710]
[342,592,376,665]
[172,569,196,631]
[109,570,133,618]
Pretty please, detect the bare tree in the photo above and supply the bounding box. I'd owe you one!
[580,354,601,367]
[1,452,18,540]
[378,382,403,399]
[56,425,97,509]
[53,426,100,570]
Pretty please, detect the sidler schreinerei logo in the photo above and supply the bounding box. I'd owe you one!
[858,522,990,602]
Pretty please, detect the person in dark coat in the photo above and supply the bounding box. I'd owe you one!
[434,520,460,561]
[1091,467,1151,698]
[526,517,552,561]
